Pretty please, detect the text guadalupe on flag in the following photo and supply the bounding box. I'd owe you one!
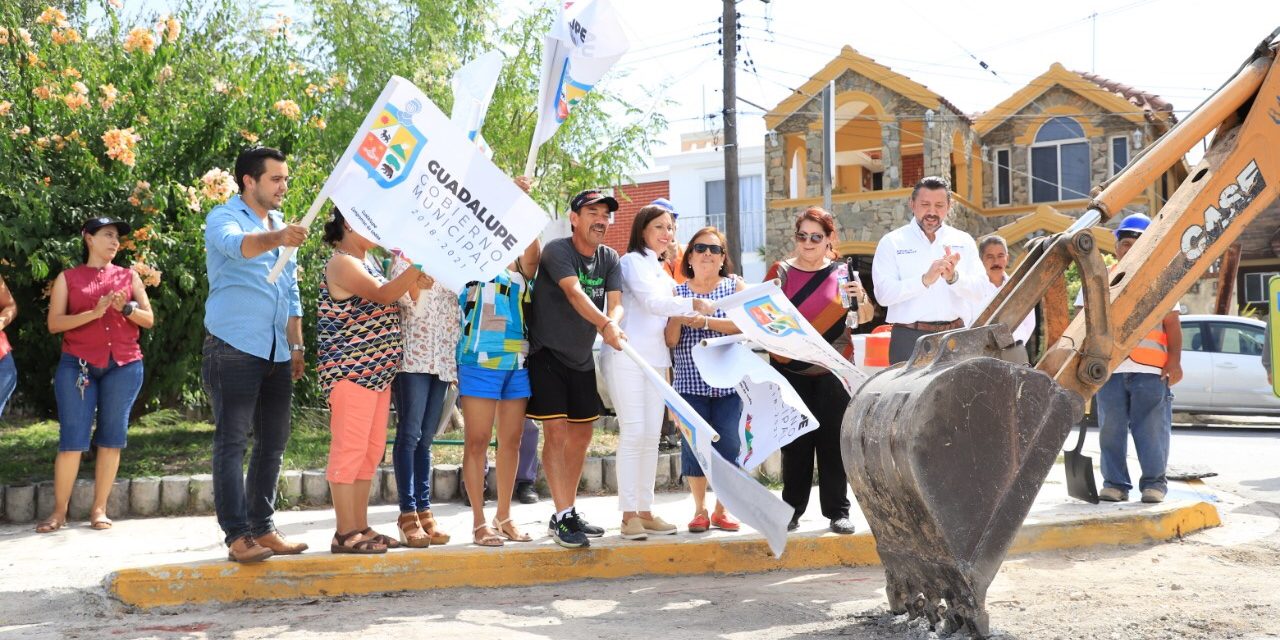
[323,76,548,292]
[524,0,629,175]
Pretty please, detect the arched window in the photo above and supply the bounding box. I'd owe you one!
[1030,116,1090,203]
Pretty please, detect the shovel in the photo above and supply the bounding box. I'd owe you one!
[1063,415,1098,504]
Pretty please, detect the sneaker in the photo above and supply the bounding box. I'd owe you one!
[621,517,649,540]
[569,509,605,538]
[514,481,539,505]
[549,513,590,549]
[1099,487,1129,502]
[1141,488,1166,503]
[640,515,678,535]
[829,517,856,535]
[710,512,740,532]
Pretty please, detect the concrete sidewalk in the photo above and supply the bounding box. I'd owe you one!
[0,467,1222,609]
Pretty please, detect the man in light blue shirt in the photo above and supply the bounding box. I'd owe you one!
[202,147,309,563]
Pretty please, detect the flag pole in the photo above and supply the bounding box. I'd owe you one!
[266,190,329,283]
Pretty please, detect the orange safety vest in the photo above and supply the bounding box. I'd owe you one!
[1104,266,1169,368]
[1130,327,1169,368]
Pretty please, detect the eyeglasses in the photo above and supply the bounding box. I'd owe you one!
[794,232,826,244]
[691,243,724,255]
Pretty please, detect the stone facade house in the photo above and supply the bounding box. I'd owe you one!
[762,46,1204,322]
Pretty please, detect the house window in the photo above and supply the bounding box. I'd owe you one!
[1243,271,1280,306]
[1110,136,1129,176]
[1030,116,1090,203]
[994,148,1011,206]
[701,175,765,254]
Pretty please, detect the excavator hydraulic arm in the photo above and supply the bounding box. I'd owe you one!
[842,28,1280,637]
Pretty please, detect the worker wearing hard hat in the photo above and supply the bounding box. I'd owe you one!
[1075,213,1183,504]
[873,176,987,364]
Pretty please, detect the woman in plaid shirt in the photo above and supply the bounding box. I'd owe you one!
[663,226,745,533]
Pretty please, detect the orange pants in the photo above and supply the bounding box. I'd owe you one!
[326,379,390,484]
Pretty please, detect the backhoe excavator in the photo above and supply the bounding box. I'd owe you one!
[842,27,1280,637]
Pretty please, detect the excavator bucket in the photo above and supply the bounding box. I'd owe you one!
[842,325,1083,637]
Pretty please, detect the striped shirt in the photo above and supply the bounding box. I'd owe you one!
[671,277,737,397]
[766,260,851,376]
[317,253,403,393]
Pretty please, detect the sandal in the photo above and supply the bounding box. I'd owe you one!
[89,512,113,530]
[493,517,532,542]
[35,517,66,534]
[360,527,401,549]
[472,523,504,547]
[397,512,431,549]
[416,509,451,545]
[330,530,387,554]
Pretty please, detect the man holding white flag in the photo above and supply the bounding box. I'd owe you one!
[525,0,629,175]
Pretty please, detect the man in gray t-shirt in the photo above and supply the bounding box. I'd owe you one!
[528,236,622,370]
[526,189,626,549]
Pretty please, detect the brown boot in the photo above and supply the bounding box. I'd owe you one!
[417,509,451,545]
[397,512,431,548]
[227,535,273,563]
[254,530,309,555]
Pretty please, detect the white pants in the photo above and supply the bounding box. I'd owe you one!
[602,349,666,513]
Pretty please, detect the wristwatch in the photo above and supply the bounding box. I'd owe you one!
[289,343,306,354]
[122,301,139,317]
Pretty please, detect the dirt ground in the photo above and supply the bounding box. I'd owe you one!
[3,489,1279,640]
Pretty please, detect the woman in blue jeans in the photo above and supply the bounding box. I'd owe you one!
[663,226,745,533]
[37,217,154,533]
[389,256,457,548]
[0,272,17,420]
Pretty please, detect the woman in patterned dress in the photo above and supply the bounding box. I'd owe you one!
[318,209,425,554]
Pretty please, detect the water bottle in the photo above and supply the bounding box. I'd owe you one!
[836,262,851,308]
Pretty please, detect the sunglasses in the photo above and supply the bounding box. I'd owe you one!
[794,231,826,244]
[691,243,724,255]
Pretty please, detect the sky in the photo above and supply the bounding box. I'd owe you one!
[90,0,1279,169]
[605,0,1280,166]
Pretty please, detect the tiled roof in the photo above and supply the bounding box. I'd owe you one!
[1074,70,1176,123]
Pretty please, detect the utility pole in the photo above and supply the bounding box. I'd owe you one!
[822,81,834,212]
[721,0,742,275]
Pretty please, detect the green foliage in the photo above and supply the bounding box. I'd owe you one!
[0,0,665,413]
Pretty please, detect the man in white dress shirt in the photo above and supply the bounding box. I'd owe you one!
[872,176,986,364]
[966,235,1036,345]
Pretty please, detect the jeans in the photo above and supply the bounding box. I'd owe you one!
[391,372,448,512]
[52,354,144,451]
[778,368,851,521]
[202,334,293,544]
[0,352,16,420]
[603,350,666,512]
[679,393,742,478]
[1094,371,1172,493]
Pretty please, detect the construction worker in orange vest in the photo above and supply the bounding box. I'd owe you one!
[1075,213,1183,503]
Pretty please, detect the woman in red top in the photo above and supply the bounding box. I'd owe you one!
[0,272,17,420]
[36,217,154,533]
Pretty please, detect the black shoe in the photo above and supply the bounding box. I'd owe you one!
[829,517,856,535]
[549,513,590,549]
[569,509,605,538]
[787,518,800,532]
[514,481,539,505]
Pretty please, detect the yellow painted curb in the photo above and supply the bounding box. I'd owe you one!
[105,501,1219,609]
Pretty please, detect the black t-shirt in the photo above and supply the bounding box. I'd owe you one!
[527,237,622,371]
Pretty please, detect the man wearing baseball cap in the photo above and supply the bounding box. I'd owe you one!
[526,188,626,548]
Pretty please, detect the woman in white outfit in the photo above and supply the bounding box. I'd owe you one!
[604,205,713,540]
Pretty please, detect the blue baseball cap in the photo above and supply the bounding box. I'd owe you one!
[650,197,678,219]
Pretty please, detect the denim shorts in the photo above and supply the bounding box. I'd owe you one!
[53,353,144,452]
[458,365,531,401]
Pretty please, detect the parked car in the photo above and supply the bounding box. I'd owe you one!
[851,315,1278,415]
[1173,314,1279,415]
